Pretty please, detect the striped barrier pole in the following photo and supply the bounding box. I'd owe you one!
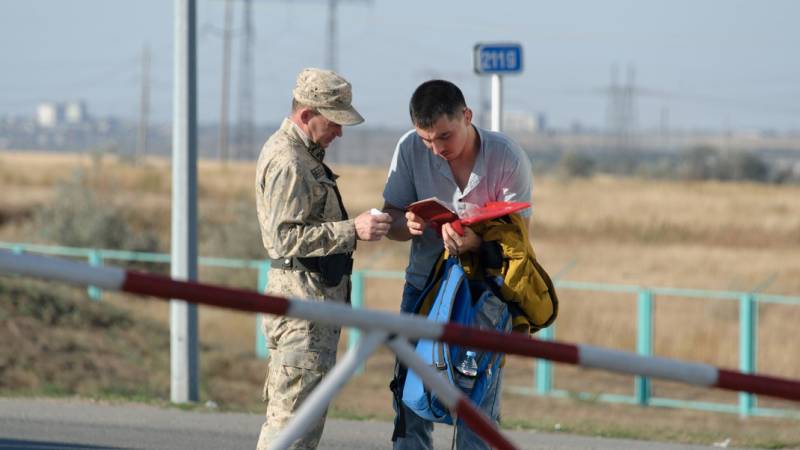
[1,251,516,449]
[2,251,800,404]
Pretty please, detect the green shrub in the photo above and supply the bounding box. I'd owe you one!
[557,151,595,178]
[33,170,161,252]
[200,200,263,260]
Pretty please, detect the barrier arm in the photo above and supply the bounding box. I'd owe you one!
[3,251,800,436]
[2,252,519,449]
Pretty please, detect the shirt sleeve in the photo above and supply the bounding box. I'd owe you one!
[500,142,534,217]
[260,160,356,258]
[382,132,417,209]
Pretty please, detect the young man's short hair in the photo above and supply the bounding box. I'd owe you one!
[409,80,467,129]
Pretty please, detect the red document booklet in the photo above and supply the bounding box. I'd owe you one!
[407,197,530,234]
[406,197,459,224]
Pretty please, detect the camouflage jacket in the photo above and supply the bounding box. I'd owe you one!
[255,118,356,301]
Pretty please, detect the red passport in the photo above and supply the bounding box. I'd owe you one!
[406,198,530,235]
[406,197,459,224]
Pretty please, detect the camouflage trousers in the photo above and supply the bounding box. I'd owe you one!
[256,271,347,450]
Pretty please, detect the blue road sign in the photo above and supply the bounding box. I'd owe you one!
[474,43,523,74]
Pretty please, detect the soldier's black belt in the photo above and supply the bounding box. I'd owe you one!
[270,254,353,287]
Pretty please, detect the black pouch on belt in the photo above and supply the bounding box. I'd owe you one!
[318,253,353,287]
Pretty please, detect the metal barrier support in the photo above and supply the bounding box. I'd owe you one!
[256,260,270,360]
[636,289,653,406]
[739,293,757,417]
[348,270,365,375]
[87,249,104,301]
[536,324,554,395]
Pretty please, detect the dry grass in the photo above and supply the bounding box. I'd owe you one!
[2,150,800,447]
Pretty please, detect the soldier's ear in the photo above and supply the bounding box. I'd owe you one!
[299,108,316,125]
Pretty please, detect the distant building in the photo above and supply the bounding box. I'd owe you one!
[64,100,88,125]
[503,110,538,132]
[37,102,62,128]
[536,113,547,133]
[501,110,549,133]
[36,100,89,128]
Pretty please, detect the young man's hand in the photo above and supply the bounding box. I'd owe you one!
[405,211,426,236]
[441,222,481,256]
[355,210,392,241]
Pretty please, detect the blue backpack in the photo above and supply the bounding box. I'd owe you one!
[401,256,512,425]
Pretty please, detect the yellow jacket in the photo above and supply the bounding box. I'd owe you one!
[470,213,558,333]
[428,213,558,334]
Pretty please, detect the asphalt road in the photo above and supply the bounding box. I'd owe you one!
[0,398,733,450]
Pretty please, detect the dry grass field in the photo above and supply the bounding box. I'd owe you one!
[2,150,800,448]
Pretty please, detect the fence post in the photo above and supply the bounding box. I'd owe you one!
[87,250,103,301]
[739,294,756,417]
[255,260,270,360]
[349,270,365,375]
[636,289,653,406]
[536,324,554,395]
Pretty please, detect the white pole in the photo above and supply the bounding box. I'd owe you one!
[268,331,387,450]
[490,73,502,132]
[0,251,125,289]
[171,0,199,404]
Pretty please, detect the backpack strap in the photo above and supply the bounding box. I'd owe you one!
[434,342,446,370]
[390,362,408,441]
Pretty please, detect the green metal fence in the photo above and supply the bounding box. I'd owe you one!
[2,241,799,419]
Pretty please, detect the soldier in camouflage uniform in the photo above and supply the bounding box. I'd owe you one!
[254,68,392,450]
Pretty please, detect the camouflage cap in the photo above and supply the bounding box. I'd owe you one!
[292,68,364,126]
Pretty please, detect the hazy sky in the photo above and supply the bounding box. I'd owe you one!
[1,0,799,131]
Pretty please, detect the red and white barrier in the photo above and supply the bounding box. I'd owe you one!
[3,250,800,403]
[2,251,517,450]
[3,250,800,450]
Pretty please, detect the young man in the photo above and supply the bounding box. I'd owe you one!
[255,68,392,450]
[383,80,532,449]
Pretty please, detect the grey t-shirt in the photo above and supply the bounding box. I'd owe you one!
[383,125,533,290]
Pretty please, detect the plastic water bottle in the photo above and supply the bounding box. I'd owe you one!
[456,351,478,377]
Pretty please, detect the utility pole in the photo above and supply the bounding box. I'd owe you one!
[136,44,151,164]
[320,0,369,164]
[326,0,338,72]
[624,65,637,150]
[225,0,369,163]
[236,0,255,160]
[170,0,199,404]
[660,105,670,152]
[605,63,638,152]
[478,76,489,129]
[219,0,234,164]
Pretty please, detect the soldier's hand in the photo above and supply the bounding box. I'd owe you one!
[405,211,426,236]
[355,210,392,241]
